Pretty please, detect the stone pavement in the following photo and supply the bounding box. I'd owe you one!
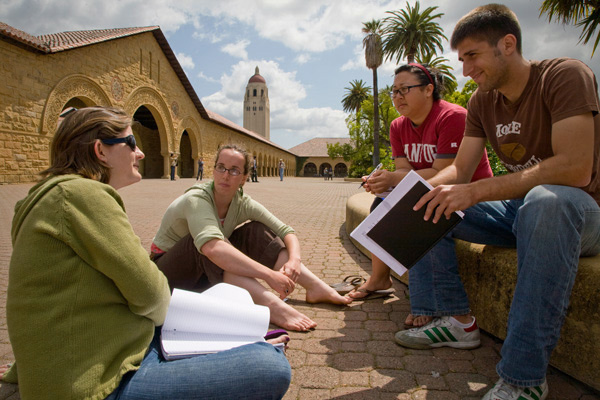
[0,177,598,399]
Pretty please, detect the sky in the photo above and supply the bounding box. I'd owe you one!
[2,0,598,150]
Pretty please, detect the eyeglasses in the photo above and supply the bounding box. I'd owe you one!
[389,84,428,97]
[214,164,242,176]
[101,134,137,151]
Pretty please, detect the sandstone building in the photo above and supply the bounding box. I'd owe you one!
[290,138,351,177]
[0,23,295,184]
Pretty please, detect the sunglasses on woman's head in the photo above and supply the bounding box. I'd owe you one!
[101,135,137,151]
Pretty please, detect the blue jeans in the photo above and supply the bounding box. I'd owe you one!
[408,185,600,386]
[106,328,291,399]
[279,168,284,181]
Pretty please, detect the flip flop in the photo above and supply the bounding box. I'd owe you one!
[264,329,288,340]
[350,288,395,300]
[329,275,365,295]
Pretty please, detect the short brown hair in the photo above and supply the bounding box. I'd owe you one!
[450,4,522,54]
[41,107,132,183]
[215,144,251,175]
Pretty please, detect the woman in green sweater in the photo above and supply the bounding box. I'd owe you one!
[3,107,290,399]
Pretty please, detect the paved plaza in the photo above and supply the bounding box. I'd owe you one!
[0,177,597,399]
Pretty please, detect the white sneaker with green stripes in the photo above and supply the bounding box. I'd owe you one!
[481,378,548,400]
[394,316,480,349]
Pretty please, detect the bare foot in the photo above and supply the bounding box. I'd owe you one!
[266,334,290,351]
[305,284,353,305]
[404,314,433,327]
[269,299,317,332]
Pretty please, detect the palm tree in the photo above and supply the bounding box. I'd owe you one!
[540,0,600,56]
[382,1,446,64]
[341,79,371,117]
[362,19,384,167]
[415,53,457,96]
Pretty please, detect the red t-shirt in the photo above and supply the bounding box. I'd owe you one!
[390,100,493,181]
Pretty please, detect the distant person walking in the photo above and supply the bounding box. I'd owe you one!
[170,154,178,181]
[323,167,328,180]
[278,159,285,181]
[196,158,204,181]
[251,155,258,182]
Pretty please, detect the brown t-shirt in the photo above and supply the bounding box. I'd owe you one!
[465,58,600,204]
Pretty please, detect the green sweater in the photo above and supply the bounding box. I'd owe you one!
[5,175,171,399]
[153,181,295,253]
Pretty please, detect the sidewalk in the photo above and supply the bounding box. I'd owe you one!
[0,177,597,399]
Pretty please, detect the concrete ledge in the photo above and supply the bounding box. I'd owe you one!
[346,192,600,391]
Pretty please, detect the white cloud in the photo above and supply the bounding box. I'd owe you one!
[175,52,195,71]
[188,0,396,52]
[200,59,347,146]
[221,39,251,60]
[197,71,219,84]
[294,53,312,65]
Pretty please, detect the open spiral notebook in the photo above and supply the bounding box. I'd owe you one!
[161,283,271,360]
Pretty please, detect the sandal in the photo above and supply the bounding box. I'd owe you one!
[329,275,365,295]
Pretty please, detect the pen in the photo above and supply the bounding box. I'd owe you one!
[359,163,383,188]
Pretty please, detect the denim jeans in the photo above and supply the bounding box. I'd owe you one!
[106,327,291,399]
[408,185,600,386]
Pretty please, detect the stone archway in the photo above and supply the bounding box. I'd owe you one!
[320,162,332,176]
[178,131,193,178]
[42,74,112,135]
[176,117,202,178]
[132,105,163,178]
[334,163,348,177]
[125,87,172,178]
[304,163,317,177]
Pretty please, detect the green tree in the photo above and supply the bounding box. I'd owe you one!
[444,79,478,107]
[445,80,507,176]
[415,53,457,96]
[382,1,446,64]
[329,93,399,177]
[362,19,384,167]
[341,79,371,120]
[540,0,600,56]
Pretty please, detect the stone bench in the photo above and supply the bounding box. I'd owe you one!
[346,191,600,392]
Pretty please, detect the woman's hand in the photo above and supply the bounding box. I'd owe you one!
[266,270,296,299]
[281,257,301,282]
[365,170,395,194]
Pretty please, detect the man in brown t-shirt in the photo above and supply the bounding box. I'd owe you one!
[392,4,600,400]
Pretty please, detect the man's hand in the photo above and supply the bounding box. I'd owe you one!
[414,184,478,223]
[281,258,301,282]
[266,270,296,299]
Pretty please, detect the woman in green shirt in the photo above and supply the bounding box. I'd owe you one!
[152,145,352,332]
[4,107,291,399]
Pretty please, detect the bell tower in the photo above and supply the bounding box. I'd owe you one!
[243,66,270,140]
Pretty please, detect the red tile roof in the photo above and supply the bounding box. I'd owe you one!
[0,22,49,52]
[38,26,159,52]
[289,137,352,157]
[0,22,295,155]
[205,110,291,153]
